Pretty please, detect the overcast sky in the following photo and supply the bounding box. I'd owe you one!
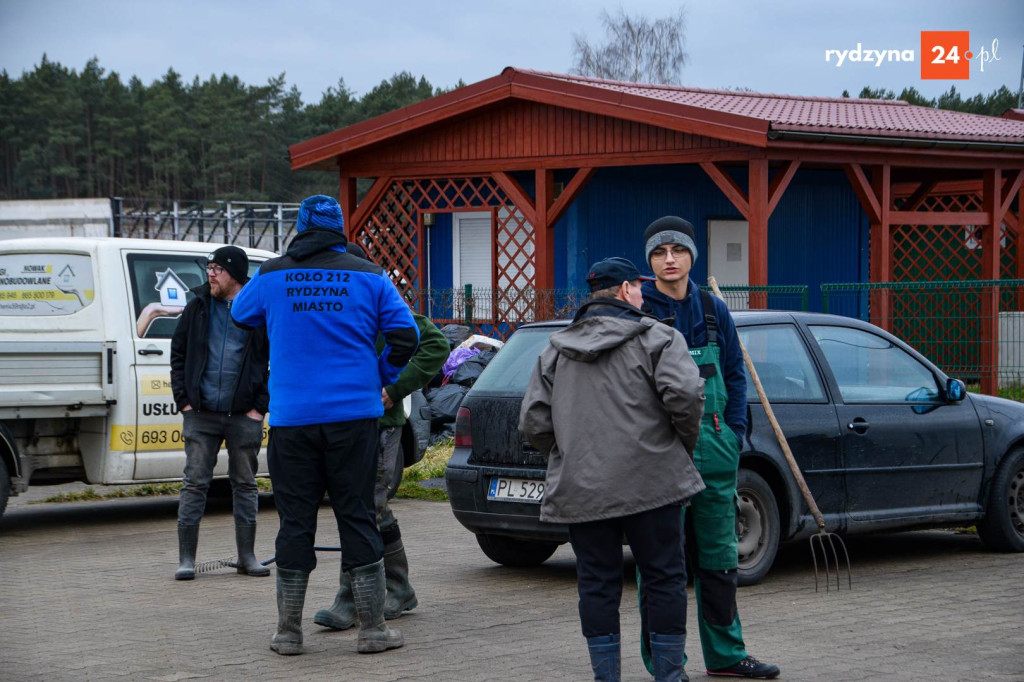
[1,0,1022,103]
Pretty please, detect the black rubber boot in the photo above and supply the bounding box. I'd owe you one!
[382,539,418,620]
[313,567,356,630]
[586,633,621,682]
[270,568,308,655]
[650,632,688,682]
[174,524,199,581]
[234,524,270,577]
[351,559,404,654]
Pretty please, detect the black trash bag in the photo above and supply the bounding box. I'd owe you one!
[428,384,469,427]
[451,348,499,387]
[439,324,472,349]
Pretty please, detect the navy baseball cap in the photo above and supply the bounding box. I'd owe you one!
[585,257,652,291]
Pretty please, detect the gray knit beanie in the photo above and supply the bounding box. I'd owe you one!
[643,216,698,265]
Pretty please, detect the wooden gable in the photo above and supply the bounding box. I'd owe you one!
[339,100,743,175]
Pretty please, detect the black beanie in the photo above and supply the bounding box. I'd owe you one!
[643,216,698,265]
[208,245,249,284]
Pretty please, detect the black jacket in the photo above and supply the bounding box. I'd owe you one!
[170,283,270,414]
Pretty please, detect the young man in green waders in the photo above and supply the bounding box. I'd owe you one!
[638,216,780,680]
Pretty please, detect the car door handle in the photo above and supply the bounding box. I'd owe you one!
[847,418,869,433]
[138,348,164,356]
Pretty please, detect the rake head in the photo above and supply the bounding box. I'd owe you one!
[809,531,852,592]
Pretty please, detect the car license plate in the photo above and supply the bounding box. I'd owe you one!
[488,477,545,503]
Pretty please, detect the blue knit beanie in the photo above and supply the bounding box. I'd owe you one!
[297,195,345,233]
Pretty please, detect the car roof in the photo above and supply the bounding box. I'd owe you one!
[518,310,873,330]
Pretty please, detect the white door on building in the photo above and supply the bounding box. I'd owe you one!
[707,219,749,310]
[452,211,493,318]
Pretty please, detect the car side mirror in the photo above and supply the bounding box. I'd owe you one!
[945,378,965,402]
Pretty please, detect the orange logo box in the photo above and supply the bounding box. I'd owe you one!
[920,31,971,80]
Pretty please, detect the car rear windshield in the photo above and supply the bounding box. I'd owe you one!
[472,327,554,393]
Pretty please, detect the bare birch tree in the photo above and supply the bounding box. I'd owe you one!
[571,7,688,85]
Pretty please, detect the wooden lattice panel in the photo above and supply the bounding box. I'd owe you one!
[349,176,537,337]
[890,193,1017,282]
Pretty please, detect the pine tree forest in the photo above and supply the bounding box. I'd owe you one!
[0,55,1018,203]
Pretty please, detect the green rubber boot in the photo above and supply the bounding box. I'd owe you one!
[269,568,308,655]
[351,559,404,654]
[313,567,356,630]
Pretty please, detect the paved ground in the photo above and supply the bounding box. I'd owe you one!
[1,490,1022,682]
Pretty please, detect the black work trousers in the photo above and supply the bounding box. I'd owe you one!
[569,503,687,638]
[268,418,382,573]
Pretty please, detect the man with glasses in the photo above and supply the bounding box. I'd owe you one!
[637,217,780,679]
[170,245,271,581]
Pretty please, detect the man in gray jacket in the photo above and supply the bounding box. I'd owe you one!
[521,257,706,682]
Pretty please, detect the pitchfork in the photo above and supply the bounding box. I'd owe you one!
[708,277,852,592]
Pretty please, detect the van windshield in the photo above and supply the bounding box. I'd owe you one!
[472,327,554,393]
[0,253,94,316]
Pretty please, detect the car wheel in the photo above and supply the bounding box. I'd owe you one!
[476,533,559,567]
[977,448,1024,552]
[735,469,780,586]
[0,455,9,520]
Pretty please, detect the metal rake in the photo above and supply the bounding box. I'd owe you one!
[709,277,852,592]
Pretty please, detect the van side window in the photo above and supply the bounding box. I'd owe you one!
[0,253,95,316]
[127,254,207,339]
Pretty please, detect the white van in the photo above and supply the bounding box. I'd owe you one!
[0,237,278,518]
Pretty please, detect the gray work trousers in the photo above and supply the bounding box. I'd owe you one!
[177,410,264,526]
[373,426,403,532]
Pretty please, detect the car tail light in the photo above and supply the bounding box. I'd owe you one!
[454,406,472,446]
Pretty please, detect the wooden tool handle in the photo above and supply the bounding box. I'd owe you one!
[707,277,826,531]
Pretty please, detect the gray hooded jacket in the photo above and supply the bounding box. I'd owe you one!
[520,301,706,524]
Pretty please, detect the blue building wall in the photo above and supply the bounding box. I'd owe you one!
[423,164,868,312]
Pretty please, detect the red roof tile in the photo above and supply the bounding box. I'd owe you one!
[520,69,1024,144]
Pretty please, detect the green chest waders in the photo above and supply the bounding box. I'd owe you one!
[639,296,748,672]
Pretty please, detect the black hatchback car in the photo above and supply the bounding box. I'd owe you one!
[445,311,1024,585]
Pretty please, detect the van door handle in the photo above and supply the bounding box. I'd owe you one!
[138,348,164,356]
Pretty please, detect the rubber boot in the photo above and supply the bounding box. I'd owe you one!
[174,524,199,581]
[586,633,621,682]
[351,559,404,654]
[650,632,688,682]
[234,524,270,577]
[269,568,308,655]
[313,567,356,630]
[382,539,418,620]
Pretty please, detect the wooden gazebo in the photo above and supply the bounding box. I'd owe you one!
[290,67,1024,391]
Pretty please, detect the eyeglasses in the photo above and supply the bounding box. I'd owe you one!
[649,245,690,261]
[206,264,225,276]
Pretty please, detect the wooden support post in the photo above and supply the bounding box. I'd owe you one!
[1017,181,1024,309]
[535,168,555,318]
[981,169,1004,395]
[748,158,769,308]
[339,172,357,226]
[860,165,892,331]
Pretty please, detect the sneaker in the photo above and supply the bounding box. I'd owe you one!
[707,655,781,679]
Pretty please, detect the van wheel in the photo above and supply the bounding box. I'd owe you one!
[977,448,1024,552]
[0,456,9,520]
[476,534,558,567]
[736,469,780,586]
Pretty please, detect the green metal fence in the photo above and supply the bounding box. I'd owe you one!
[416,285,809,340]
[698,284,809,312]
[821,279,1024,395]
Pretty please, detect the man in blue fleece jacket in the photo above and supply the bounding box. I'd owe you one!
[638,216,779,680]
[232,195,418,657]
